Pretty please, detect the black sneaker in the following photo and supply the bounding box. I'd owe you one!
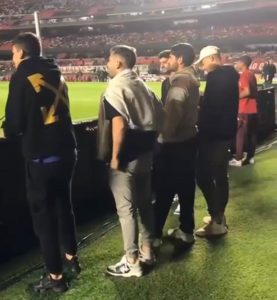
[65,256,81,275]
[32,273,68,293]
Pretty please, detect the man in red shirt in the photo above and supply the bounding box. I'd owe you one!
[230,55,258,167]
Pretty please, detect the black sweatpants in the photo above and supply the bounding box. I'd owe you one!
[26,154,77,274]
[154,138,197,238]
[197,139,231,218]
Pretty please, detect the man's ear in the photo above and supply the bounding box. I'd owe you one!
[177,56,183,66]
[116,59,123,70]
[19,48,24,59]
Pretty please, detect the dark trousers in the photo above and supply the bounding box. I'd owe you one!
[236,113,258,161]
[26,154,77,274]
[154,138,197,238]
[197,139,231,218]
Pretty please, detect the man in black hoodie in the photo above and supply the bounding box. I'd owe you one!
[195,46,239,237]
[4,33,80,293]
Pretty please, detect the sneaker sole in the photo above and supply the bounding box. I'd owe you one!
[106,269,143,278]
[195,231,228,238]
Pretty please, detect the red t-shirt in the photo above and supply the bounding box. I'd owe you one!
[239,70,258,114]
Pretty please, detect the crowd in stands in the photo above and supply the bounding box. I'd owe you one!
[0,22,275,53]
[0,0,183,16]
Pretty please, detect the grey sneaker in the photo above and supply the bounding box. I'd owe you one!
[106,255,143,278]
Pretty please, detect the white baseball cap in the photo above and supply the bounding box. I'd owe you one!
[195,45,221,65]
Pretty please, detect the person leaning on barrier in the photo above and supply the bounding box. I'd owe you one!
[97,45,164,277]
[195,46,239,237]
[3,32,80,293]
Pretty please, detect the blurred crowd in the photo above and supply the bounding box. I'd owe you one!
[0,0,178,16]
[0,23,276,54]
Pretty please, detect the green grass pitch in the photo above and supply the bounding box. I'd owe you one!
[0,81,206,122]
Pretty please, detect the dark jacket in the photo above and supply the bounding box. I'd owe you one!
[4,57,76,159]
[158,66,200,144]
[161,77,170,106]
[198,65,239,141]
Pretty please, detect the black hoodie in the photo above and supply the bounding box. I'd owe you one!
[4,57,76,159]
[198,65,239,141]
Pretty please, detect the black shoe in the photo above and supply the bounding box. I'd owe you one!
[65,256,81,275]
[32,273,68,293]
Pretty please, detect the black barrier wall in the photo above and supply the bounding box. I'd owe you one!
[0,119,115,262]
[0,87,275,262]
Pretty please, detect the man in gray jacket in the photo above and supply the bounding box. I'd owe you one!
[154,43,199,245]
[97,45,163,277]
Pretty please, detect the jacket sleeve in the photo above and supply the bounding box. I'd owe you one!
[162,82,188,140]
[4,72,26,137]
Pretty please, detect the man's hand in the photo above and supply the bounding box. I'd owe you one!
[110,158,119,170]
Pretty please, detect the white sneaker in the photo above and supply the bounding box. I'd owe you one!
[167,228,195,244]
[139,247,156,266]
[173,204,180,215]
[229,158,242,167]
[106,255,143,277]
[203,215,227,227]
[196,221,228,238]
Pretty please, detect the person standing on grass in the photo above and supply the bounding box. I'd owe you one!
[195,46,239,237]
[157,49,180,216]
[230,55,258,167]
[3,32,80,293]
[97,45,163,277]
[153,43,199,245]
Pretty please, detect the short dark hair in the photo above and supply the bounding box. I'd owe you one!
[170,43,195,66]
[12,32,41,58]
[110,45,137,69]
[158,50,170,59]
[239,55,252,68]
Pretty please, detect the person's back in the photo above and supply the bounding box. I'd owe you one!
[195,46,239,238]
[4,32,79,294]
[198,65,239,141]
[5,57,76,159]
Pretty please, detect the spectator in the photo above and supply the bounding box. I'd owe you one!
[4,32,80,293]
[262,59,276,87]
[230,55,258,167]
[154,43,199,245]
[195,46,239,237]
[97,45,163,277]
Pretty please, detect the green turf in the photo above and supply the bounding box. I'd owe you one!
[0,82,207,122]
[0,144,276,300]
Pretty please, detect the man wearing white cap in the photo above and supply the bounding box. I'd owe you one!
[195,46,239,237]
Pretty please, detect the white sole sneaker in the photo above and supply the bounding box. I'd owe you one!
[196,222,228,238]
[106,255,143,278]
[203,216,228,227]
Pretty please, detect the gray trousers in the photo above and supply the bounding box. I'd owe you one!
[110,169,154,260]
